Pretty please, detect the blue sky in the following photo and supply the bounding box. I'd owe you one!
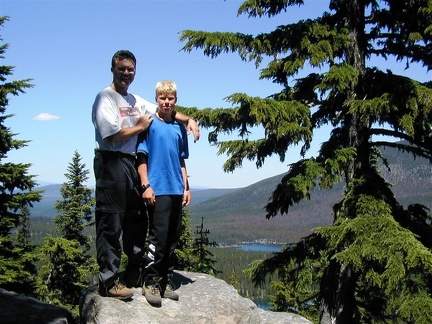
[2,0,430,189]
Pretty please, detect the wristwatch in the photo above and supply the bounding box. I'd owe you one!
[141,183,151,191]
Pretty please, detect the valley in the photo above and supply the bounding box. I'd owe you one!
[30,144,432,246]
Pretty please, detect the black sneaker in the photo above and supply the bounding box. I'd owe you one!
[99,279,133,300]
[142,277,162,307]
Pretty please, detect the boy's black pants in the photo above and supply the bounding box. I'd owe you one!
[145,195,183,282]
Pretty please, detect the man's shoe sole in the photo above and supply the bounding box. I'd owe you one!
[107,292,133,300]
[98,289,134,300]
[99,284,134,300]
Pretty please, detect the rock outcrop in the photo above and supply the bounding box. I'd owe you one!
[0,271,313,324]
[0,287,76,323]
[80,271,312,324]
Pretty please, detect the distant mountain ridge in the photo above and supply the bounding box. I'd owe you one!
[30,185,238,219]
[31,184,65,219]
[30,144,432,245]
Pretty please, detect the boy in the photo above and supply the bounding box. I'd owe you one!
[136,80,191,307]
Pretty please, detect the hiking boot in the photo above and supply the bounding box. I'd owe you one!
[142,277,162,307]
[99,279,133,300]
[162,280,179,301]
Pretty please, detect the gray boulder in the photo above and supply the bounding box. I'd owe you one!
[80,271,312,324]
[0,287,76,323]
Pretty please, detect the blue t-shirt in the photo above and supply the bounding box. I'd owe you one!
[137,116,189,196]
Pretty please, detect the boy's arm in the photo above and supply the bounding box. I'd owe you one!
[173,111,200,142]
[136,153,156,205]
[181,159,191,206]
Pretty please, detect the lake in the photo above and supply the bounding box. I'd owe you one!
[236,243,284,252]
[254,298,271,310]
[232,243,285,310]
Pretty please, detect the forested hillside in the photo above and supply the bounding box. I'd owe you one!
[30,144,432,246]
[190,176,340,245]
[190,144,432,245]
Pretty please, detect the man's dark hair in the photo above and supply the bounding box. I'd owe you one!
[111,50,136,68]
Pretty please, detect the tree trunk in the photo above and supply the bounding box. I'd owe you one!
[320,261,358,324]
[320,1,366,323]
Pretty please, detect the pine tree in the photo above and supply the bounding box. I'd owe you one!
[0,16,42,294]
[14,206,38,296]
[228,271,240,292]
[54,150,94,251]
[35,150,96,314]
[174,207,195,270]
[179,1,432,323]
[190,217,219,275]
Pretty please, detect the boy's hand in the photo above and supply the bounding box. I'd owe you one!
[142,187,156,205]
[183,190,191,206]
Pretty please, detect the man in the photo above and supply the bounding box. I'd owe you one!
[92,50,199,299]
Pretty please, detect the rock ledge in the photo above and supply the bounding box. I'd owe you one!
[79,271,312,324]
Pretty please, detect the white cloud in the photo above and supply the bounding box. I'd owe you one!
[33,113,61,121]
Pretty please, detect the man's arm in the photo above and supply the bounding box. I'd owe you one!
[107,114,153,142]
[181,159,191,206]
[174,111,200,142]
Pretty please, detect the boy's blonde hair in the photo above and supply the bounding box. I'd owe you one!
[155,80,177,96]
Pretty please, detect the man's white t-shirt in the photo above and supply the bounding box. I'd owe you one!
[92,87,157,155]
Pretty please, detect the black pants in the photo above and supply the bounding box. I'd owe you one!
[94,150,147,288]
[145,195,183,281]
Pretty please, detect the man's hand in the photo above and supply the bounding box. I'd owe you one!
[187,119,200,142]
[136,114,153,131]
[108,114,153,142]
[137,114,153,131]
